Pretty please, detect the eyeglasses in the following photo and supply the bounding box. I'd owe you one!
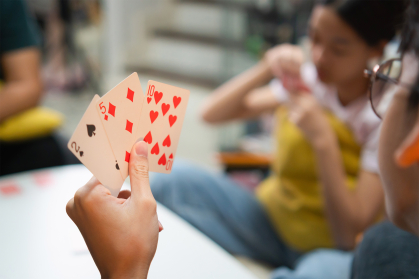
[364,58,411,119]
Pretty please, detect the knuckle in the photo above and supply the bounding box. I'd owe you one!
[142,197,157,212]
[83,190,97,208]
[73,188,85,206]
[132,161,149,179]
[66,199,74,218]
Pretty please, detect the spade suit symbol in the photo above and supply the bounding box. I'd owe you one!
[87,124,96,137]
[80,151,84,157]
[115,161,120,170]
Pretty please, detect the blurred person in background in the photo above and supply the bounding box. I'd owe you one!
[350,1,419,278]
[0,0,75,176]
[27,0,88,92]
[150,0,404,275]
[65,1,419,278]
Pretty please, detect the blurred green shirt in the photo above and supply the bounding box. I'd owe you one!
[0,0,40,79]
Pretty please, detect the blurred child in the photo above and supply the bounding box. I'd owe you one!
[351,1,419,277]
[65,1,419,278]
[151,0,404,268]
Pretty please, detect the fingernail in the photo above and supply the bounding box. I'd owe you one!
[135,140,148,158]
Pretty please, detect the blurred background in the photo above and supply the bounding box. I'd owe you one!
[28,0,316,186]
[27,0,398,186]
[1,1,404,278]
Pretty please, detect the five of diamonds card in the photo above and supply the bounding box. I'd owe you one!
[67,73,190,196]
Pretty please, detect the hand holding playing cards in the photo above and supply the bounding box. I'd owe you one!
[68,75,190,196]
[66,140,162,279]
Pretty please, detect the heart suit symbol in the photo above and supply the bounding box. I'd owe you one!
[158,154,167,165]
[151,143,159,155]
[144,131,152,144]
[154,91,163,104]
[169,115,177,127]
[163,135,171,147]
[150,110,158,123]
[173,96,181,108]
[161,103,170,116]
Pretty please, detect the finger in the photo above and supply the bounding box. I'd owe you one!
[66,197,75,220]
[75,176,102,199]
[117,189,132,199]
[158,220,164,232]
[129,140,153,200]
[73,176,109,212]
[66,178,100,221]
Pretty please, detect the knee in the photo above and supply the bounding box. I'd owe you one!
[150,160,200,200]
[356,222,392,256]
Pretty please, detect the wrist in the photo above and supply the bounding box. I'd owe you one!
[104,266,149,279]
[311,130,336,152]
[259,59,273,79]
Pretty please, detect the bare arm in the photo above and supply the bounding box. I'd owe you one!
[314,132,384,250]
[0,47,43,122]
[289,93,384,250]
[201,44,306,124]
[201,61,279,124]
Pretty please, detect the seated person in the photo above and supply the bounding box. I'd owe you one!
[0,0,74,176]
[351,1,419,278]
[65,0,418,278]
[149,0,402,268]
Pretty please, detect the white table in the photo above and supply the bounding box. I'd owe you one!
[0,165,257,279]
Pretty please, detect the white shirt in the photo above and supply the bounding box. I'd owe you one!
[270,63,381,174]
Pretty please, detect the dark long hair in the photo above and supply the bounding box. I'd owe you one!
[399,0,419,109]
[318,0,405,46]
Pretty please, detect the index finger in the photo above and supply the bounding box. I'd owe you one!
[66,176,101,220]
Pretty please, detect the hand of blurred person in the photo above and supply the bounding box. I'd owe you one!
[66,140,162,279]
[288,92,333,148]
[264,44,310,92]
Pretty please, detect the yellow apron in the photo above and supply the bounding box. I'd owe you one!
[256,107,363,252]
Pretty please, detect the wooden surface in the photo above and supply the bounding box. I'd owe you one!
[218,152,272,167]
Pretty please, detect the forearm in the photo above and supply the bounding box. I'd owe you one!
[313,133,368,249]
[0,48,43,122]
[0,79,43,122]
[201,60,272,123]
[106,267,149,279]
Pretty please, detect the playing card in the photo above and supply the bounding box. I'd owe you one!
[68,95,124,196]
[136,80,190,173]
[96,73,145,179]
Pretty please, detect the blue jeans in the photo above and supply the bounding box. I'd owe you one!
[151,160,353,279]
[272,249,353,279]
[150,160,301,268]
[351,221,419,279]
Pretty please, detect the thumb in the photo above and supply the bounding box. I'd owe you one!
[129,140,153,200]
